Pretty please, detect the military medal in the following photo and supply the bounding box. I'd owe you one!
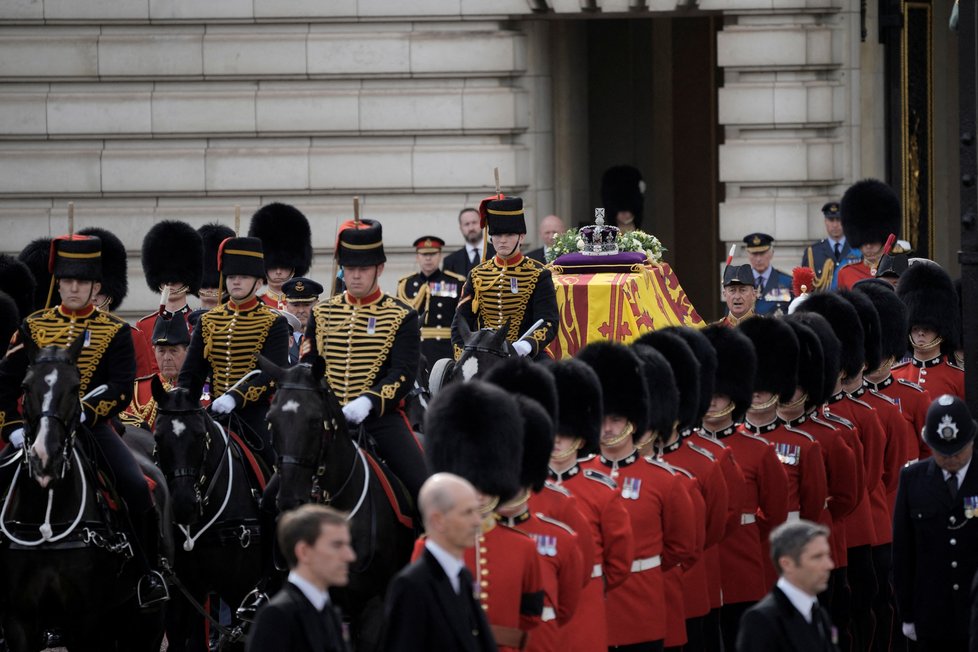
[545,535,556,557]
[622,477,641,500]
[965,496,978,519]
[510,277,518,294]
[367,316,377,335]
[84,330,92,347]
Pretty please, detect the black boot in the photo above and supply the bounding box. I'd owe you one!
[132,506,170,608]
[235,588,270,624]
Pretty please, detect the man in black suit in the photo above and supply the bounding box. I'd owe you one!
[383,473,497,652]
[443,207,495,277]
[524,214,565,264]
[894,394,978,652]
[247,505,355,652]
[736,520,839,652]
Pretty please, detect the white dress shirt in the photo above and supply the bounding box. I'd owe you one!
[288,570,330,612]
[425,539,465,594]
[777,576,818,623]
[943,458,972,491]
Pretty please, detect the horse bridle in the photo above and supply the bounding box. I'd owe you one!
[155,406,221,511]
[21,356,82,479]
[462,341,513,359]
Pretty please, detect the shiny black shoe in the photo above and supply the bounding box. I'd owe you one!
[138,570,170,608]
[235,588,269,623]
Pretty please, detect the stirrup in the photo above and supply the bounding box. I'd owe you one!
[138,570,170,608]
[235,588,269,623]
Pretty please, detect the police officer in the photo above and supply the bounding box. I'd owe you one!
[0,235,169,607]
[714,264,757,327]
[396,236,466,366]
[248,202,313,311]
[281,277,322,365]
[301,219,428,502]
[742,233,793,315]
[893,395,978,651]
[122,316,191,431]
[452,197,557,360]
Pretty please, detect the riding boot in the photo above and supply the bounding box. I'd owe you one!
[131,505,170,608]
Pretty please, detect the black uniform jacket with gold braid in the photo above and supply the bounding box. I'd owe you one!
[451,252,558,359]
[0,305,135,439]
[395,268,466,342]
[301,288,420,415]
[178,296,289,409]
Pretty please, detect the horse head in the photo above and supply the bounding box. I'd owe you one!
[20,334,85,489]
[151,378,215,526]
[449,317,515,383]
[261,355,349,512]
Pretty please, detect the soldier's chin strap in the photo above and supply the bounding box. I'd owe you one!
[910,333,943,352]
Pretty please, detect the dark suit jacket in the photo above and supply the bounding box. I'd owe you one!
[754,268,794,315]
[736,586,838,652]
[443,244,496,278]
[524,246,546,263]
[246,582,348,652]
[802,238,854,272]
[382,548,497,652]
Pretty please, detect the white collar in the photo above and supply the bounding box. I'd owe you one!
[777,576,817,623]
[288,570,330,611]
[943,458,972,486]
[425,538,465,594]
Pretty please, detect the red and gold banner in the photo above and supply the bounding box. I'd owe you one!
[546,262,703,360]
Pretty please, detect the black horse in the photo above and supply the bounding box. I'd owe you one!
[0,337,165,652]
[151,380,265,651]
[260,356,415,652]
[427,317,515,395]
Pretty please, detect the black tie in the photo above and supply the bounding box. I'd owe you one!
[833,242,842,262]
[458,566,474,597]
[469,248,478,266]
[755,276,764,293]
[948,473,959,500]
[321,602,344,649]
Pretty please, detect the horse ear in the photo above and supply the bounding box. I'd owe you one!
[311,355,326,382]
[490,318,511,349]
[151,374,168,405]
[456,313,473,343]
[258,354,284,383]
[67,332,86,364]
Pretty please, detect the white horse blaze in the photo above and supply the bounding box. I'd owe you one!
[282,399,300,413]
[461,357,479,381]
[31,369,59,470]
[171,419,186,437]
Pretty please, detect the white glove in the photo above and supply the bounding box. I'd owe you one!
[342,396,373,425]
[79,411,87,424]
[9,428,25,448]
[211,394,237,414]
[513,340,532,357]
[901,622,916,641]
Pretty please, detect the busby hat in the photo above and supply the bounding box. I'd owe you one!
[737,316,799,403]
[788,312,841,403]
[0,291,18,357]
[248,202,313,276]
[632,344,680,439]
[424,380,524,500]
[18,237,56,311]
[141,220,204,294]
[483,357,558,424]
[218,237,265,279]
[852,280,908,363]
[782,317,826,407]
[546,358,603,454]
[840,178,901,248]
[795,292,864,380]
[601,165,645,231]
[484,197,527,236]
[634,330,700,432]
[151,315,191,347]
[282,277,323,304]
[662,326,716,426]
[50,235,101,282]
[723,264,754,287]
[413,236,445,253]
[198,223,235,290]
[897,260,960,355]
[78,227,127,310]
[838,289,882,374]
[515,395,555,492]
[576,341,649,436]
[337,219,386,267]
[703,324,757,422]
[0,254,36,320]
[743,233,774,254]
[923,394,977,456]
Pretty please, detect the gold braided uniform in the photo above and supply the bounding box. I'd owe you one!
[121,374,173,431]
[396,268,465,364]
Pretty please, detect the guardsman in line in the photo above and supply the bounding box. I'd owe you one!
[0,235,169,607]
[578,342,697,651]
[396,236,466,367]
[714,264,757,327]
[281,277,322,365]
[178,236,289,469]
[122,316,191,431]
[893,260,965,400]
[893,395,978,651]
[855,279,932,461]
[194,223,236,315]
[248,202,313,311]
[301,219,427,502]
[452,197,557,360]
[701,324,789,651]
[421,380,544,652]
[836,179,902,290]
[136,221,204,376]
[742,233,793,315]
[546,358,634,652]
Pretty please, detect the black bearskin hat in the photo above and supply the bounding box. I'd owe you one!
[0,291,20,356]
[840,178,901,248]
[198,223,235,290]
[601,165,645,231]
[577,341,649,436]
[703,325,757,422]
[838,288,882,373]
[424,380,524,501]
[737,316,799,403]
[78,227,128,310]
[632,344,680,439]
[141,220,204,294]
[662,327,717,424]
[782,317,826,407]
[0,255,36,320]
[788,312,841,403]
[897,260,960,355]
[248,203,313,276]
[546,358,603,455]
[634,330,700,431]
[795,292,864,381]
[18,237,56,311]
[515,395,555,492]
[853,279,908,364]
[483,357,558,424]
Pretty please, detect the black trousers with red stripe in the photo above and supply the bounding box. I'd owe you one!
[360,409,427,503]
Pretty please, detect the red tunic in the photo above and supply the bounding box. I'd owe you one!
[892,355,964,401]
[836,260,873,289]
[121,373,170,430]
[582,452,697,646]
[663,464,708,645]
[858,387,912,515]
[528,483,596,588]
[130,326,155,379]
[259,290,286,311]
[866,374,932,461]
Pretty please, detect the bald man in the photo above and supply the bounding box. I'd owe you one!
[525,215,566,264]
